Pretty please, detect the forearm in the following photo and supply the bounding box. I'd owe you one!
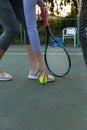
[37,0,48,17]
[37,0,46,7]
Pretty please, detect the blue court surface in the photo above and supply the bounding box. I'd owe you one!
[0,45,87,130]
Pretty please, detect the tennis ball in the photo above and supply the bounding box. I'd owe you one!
[39,76,48,84]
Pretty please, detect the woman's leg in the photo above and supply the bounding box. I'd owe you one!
[10,0,38,75]
[23,0,47,77]
[23,0,54,80]
[0,0,18,54]
[0,0,19,80]
[23,0,41,52]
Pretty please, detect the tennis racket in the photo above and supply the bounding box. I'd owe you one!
[41,7,71,77]
[79,0,87,65]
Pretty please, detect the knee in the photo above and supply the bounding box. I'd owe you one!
[0,22,19,51]
[7,22,19,36]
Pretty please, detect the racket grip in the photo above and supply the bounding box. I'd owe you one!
[41,7,49,27]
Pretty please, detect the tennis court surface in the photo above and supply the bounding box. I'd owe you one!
[0,45,87,130]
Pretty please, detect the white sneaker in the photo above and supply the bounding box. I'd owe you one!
[28,73,55,82]
[28,73,38,80]
[0,70,13,81]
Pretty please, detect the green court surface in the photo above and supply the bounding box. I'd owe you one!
[0,45,87,130]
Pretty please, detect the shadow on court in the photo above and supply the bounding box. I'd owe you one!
[0,45,87,130]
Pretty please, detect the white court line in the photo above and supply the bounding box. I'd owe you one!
[8,48,81,51]
[8,48,28,51]
[6,53,27,55]
[5,52,83,55]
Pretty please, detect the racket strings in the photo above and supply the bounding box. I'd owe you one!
[80,1,87,65]
[46,45,70,76]
[80,19,87,38]
[80,0,87,38]
[80,35,87,64]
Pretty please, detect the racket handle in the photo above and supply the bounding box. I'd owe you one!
[41,7,49,27]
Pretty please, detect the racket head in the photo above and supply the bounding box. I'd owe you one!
[79,0,87,65]
[44,27,71,77]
